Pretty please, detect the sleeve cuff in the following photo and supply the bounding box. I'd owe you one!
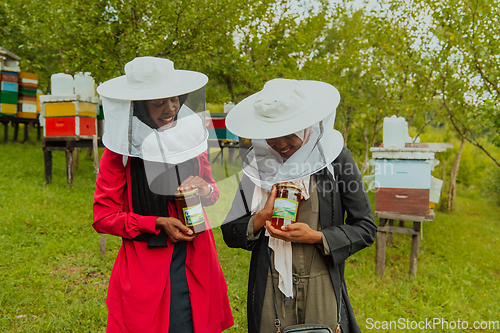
[137,215,160,234]
[247,216,263,241]
[320,232,331,256]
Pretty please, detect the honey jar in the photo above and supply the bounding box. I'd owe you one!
[174,189,206,234]
[271,182,302,229]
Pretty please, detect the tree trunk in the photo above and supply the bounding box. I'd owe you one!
[441,160,445,183]
[438,160,446,211]
[362,127,370,174]
[223,74,236,103]
[448,136,465,212]
[343,122,350,147]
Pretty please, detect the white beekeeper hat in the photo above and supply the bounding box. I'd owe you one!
[96,57,209,164]
[97,56,207,100]
[226,78,344,189]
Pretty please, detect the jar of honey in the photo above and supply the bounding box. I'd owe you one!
[271,183,302,229]
[174,189,206,234]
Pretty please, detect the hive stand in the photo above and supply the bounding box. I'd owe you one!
[207,139,239,166]
[375,210,435,278]
[11,117,41,142]
[42,135,101,184]
[1,116,41,143]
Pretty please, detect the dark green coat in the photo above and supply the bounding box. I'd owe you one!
[221,147,377,333]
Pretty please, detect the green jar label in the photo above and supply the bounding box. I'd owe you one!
[272,198,298,222]
[182,203,205,227]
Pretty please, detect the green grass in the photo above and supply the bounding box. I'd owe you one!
[1,132,499,332]
[349,191,500,332]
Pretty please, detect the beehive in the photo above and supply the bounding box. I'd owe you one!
[40,95,99,138]
[0,48,20,116]
[369,144,455,216]
[0,72,18,116]
[17,72,39,119]
[206,113,238,141]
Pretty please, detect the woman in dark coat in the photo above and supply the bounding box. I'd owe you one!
[221,78,377,333]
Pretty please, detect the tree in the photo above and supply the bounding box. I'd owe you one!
[391,0,500,167]
[1,0,264,99]
[214,0,332,102]
[304,3,444,171]
[0,2,63,92]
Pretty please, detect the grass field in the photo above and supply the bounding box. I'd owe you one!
[0,135,499,332]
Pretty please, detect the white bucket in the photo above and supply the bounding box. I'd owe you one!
[383,115,407,148]
[224,102,235,113]
[51,73,74,95]
[74,72,95,97]
[429,176,444,203]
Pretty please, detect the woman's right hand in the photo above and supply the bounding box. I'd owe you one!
[155,217,197,243]
[252,185,277,234]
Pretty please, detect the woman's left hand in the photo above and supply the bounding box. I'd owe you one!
[178,176,211,196]
[265,220,323,244]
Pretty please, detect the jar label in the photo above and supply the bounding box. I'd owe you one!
[272,198,299,222]
[182,203,205,227]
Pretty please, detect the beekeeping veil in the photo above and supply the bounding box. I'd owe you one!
[97,56,209,196]
[225,78,344,191]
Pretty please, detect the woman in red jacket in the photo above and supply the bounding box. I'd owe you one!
[93,56,233,332]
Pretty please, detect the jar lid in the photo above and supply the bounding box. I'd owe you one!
[276,182,302,191]
[174,188,199,197]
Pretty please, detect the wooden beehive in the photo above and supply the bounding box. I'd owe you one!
[17,72,39,119]
[206,112,238,141]
[0,48,20,116]
[373,159,431,215]
[370,143,451,216]
[40,95,99,138]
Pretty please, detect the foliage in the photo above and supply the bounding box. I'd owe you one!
[215,0,332,102]
[0,2,63,92]
[1,0,261,100]
[424,0,500,144]
[389,0,500,167]
[420,123,500,203]
[0,0,336,105]
[299,4,447,167]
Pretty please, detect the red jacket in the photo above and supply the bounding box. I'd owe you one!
[93,148,233,332]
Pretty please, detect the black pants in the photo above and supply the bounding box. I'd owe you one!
[169,241,193,332]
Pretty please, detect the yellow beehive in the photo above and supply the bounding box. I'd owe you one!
[0,103,17,115]
[44,101,97,118]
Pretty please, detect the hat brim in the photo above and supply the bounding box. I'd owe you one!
[97,70,208,100]
[226,80,340,139]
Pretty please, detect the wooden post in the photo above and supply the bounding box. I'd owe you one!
[220,144,224,166]
[13,122,19,142]
[66,148,74,184]
[375,218,387,277]
[399,220,405,227]
[44,150,52,184]
[74,148,79,169]
[3,121,8,142]
[228,146,237,162]
[409,222,421,277]
[93,135,99,174]
[99,234,107,256]
[23,122,29,142]
[387,219,394,244]
[36,122,41,141]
